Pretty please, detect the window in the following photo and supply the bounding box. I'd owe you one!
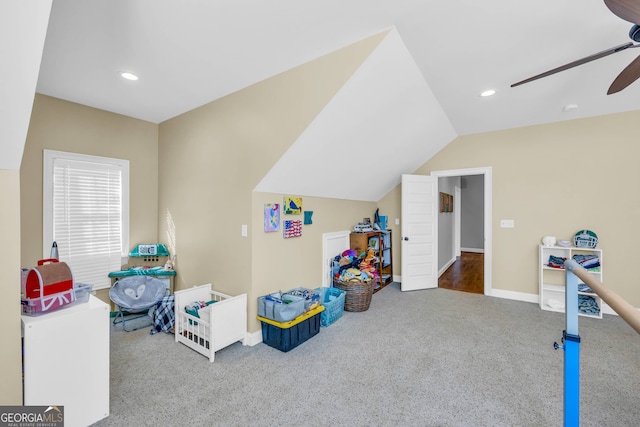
[43,150,129,290]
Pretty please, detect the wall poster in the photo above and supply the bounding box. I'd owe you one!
[284,196,302,215]
[264,203,280,232]
[283,220,302,238]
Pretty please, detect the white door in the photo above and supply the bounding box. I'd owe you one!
[401,174,438,291]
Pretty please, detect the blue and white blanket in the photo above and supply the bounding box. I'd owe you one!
[150,295,175,335]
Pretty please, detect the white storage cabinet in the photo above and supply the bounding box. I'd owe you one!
[22,295,110,426]
[538,244,603,319]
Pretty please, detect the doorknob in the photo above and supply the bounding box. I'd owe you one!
[403,237,409,241]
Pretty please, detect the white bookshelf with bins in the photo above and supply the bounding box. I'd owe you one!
[539,244,603,319]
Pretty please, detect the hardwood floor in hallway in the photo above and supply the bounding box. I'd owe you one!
[438,252,484,294]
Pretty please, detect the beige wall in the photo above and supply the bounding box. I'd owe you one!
[158,31,385,332]
[10,27,640,405]
[250,192,374,331]
[0,170,22,403]
[6,94,159,402]
[379,110,640,306]
[5,33,386,400]
[21,94,160,268]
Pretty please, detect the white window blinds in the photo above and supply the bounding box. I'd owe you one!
[44,150,129,290]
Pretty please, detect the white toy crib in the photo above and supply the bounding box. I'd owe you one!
[174,283,247,362]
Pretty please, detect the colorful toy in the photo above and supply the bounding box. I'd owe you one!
[338,267,374,283]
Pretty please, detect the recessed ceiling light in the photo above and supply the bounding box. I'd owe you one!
[563,104,578,112]
[480,89,496,97]
[120,72,138,81]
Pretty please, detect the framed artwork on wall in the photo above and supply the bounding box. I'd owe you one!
[440,192,453,213]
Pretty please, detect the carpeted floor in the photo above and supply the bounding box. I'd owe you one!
[93,283,640,426]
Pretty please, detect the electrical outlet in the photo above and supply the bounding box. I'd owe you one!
[241,224,248,237]
[500,219,514,228]
[395,218,400,225]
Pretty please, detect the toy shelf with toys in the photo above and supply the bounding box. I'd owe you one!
[349,230,393,293]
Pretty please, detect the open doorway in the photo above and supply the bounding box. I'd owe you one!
[439,175,484,294]
[431,167,492,296]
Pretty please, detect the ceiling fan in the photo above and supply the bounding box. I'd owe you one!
[511,0,640,94]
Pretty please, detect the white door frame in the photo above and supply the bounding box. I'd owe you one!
[454,184,461,257]
[431,167,492,296]
[321,231,351,287]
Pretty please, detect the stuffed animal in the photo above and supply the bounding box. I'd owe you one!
[338,266,376,283]
[342,249,357,258]
[339,256,352,266]
[362,249,377,266]
[340,267,363,282]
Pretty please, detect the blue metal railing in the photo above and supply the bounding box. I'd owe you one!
[556,259,640,427]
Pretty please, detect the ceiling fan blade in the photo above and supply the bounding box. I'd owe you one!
[511,42,633,87]
[608,54,640,93]
[604,0,640,25]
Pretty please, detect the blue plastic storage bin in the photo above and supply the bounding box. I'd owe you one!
[316,287,345,327]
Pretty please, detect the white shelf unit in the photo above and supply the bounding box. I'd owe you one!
[539,244,603,319]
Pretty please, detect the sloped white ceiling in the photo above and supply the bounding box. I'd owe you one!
[24,2,640,200]
[0,0,52,170]
[254,28,457,202]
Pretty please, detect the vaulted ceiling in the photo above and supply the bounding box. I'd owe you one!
[5,1,640,199]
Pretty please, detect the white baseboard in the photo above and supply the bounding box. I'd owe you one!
[490,288,538,304]
[461,247,484,253]
[324,279,633,318]
[599,302,630,317]
[601,303,615,316]
[489,289,635,319]
[245,330,263,347]
[600,303,640,317]
[438,257,456,277]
